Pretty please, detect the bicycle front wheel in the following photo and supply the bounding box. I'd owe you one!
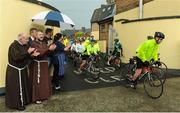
[143,73,163,99]
[159,62,167,84]
[90,63,100,80]
[151,66,166,84]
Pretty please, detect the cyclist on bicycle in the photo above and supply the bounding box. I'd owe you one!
[71,38,84,66]
[74,39,97,74]
[94,40,100,55]
[107,38,123,66]
[128,32,165,86]
[76,38,84,54]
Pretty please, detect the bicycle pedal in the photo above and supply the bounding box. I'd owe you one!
[125,83,136,89]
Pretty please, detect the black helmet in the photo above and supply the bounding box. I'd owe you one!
[154,32,165,39]
[114,38,119,42]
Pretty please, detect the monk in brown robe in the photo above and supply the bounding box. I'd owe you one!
[5,33,40,110]
[29,30,56,104]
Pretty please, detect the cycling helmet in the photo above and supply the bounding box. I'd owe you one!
[114,38,119,42]
[154,32,165,39]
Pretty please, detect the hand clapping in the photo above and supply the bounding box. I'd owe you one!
[31,49,40,57]
[49,44,56,51]
[28,47,36,54]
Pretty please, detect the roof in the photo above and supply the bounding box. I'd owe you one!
[91,4,115,23]
[22,0,60,12]
[91,9,101,23]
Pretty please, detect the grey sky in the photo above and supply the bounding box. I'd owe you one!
[42,0,106,30]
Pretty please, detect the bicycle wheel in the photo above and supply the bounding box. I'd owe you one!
[159,62,168,72]
[151,66,166,84]
[120,63,136,80]
[159,62,167,84]
[89,63,100,80]
[143,73,163,99]
[113,57,122,70]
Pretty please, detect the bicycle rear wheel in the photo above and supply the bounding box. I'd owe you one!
[121,63,136,78]
[114,57,122,70]
[143,73,163,99]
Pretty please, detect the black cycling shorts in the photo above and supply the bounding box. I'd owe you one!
[136,57,149,69]
[82,55,89,60]
[112,51,120,57]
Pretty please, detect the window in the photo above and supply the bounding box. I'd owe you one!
[100,24,105,32]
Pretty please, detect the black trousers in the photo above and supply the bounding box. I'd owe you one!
[52,63,60,87]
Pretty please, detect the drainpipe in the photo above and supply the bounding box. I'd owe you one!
[139,0,143,19]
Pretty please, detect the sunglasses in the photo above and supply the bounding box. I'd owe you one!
[158,38,163,41]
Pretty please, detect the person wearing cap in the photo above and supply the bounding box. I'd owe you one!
[89,34,95,42]
[107,38,123,66]
[128,31,165,87]
[76,38,84,54]
[82,36,90,48]
[70,39,84,66]
[74,39,96,74]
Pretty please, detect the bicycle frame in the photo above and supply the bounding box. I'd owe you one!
[84,56,95,71]
[131,64,152,82]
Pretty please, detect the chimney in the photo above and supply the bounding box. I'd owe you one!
[139,0,143,19]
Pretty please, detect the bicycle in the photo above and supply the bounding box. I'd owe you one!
[73,52,82,67]
[107,51,122,69]
[124,56,166,85]
[121,57,164,99]
[80,55,100,80]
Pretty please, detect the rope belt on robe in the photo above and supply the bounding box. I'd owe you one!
[33,60,48,84]
[8,63,28,107]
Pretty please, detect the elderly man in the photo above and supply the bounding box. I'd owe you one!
[5,33,40,110]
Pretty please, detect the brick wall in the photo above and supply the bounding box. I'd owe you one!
[115,0,154,14]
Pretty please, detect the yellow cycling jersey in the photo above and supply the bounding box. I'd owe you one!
[136,39,159,62]
[93,43,100,55]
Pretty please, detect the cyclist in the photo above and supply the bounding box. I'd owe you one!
[76,38,84,54]
[128,32,165,86]
[74,39,96,74]
[75,38,84,65]
[107,38,123,66]
[93,40,100,54]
